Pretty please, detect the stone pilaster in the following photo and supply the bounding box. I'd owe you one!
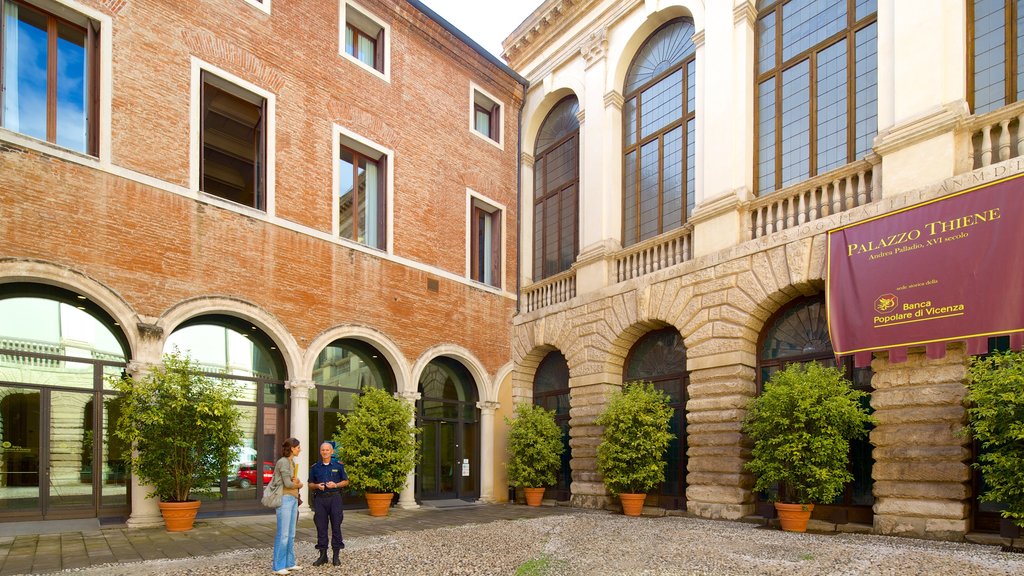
[397,390,421,509]
[684,363,757,520]
[870,345,971,540]
[567,378,618,509]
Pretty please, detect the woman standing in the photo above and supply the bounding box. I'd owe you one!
[272,438,304,575]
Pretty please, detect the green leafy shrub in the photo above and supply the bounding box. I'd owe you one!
[505,403,564,488]
[965,349,1024,527]
[742,361,873,504]
[335,387,419,494]
[112,351,243,502]
[596,381,674,495]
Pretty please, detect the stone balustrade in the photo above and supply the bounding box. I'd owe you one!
[522,268,577,313]
[965,100,1024,169]
[614,225,693,283]
[747,159,878,239]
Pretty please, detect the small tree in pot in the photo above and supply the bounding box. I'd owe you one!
[965,349,1024,537]
[505,403,564,506]
[112,351,243,531]
[742,361,873,532]
[596,381,674,516]
[335,386,419,516]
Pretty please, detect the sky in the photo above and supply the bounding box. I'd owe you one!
[420,0,545,60]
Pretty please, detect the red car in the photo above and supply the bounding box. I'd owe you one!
[235,461,274,489]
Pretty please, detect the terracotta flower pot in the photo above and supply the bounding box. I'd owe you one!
[523,487,545,506]
[774,502,814,532]
[618,493,646,517]
[158,500,201,532]
[365,492,394,517]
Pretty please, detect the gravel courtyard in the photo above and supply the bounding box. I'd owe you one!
[46,512,1023,576]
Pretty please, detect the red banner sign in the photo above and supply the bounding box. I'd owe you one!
[827,174,1024,356]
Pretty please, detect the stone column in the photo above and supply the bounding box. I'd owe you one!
[567,376,618,509]
[126,324,164,529]
[477,400,500,502]
[871,346,971,540]
[286,379,313,517]
[397,390,420,509]
[684,362,758,520]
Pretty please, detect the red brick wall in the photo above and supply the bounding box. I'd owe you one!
[0,0,521,374]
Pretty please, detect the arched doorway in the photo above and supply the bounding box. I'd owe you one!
[164,315,287,514]
[416,357,479,501]
[756,295,874,524]
[624,328,688,509]
[0,283,129,521]
[310,338,395,508]
[533,351,571,501]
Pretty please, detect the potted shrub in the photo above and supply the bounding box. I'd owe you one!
[965,349,1024,538]
[742,361,874,532]
[596,381,674,516]
[112,351,243,531]
[505,403,564,506]
[335,386,419,517]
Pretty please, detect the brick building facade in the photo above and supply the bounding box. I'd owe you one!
[0,0,523,525]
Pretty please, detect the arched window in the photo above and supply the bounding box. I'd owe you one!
[533,96,580,280]
[622,18,696,247]
[624,328,688,509]
[756,295,874,524]
[755,0,877,194]
[533,351,571,501]
[969,0,1024,114]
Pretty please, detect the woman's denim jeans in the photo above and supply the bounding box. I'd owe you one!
[272,494,298,570]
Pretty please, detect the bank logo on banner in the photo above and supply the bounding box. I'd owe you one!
[826,173,1024,357]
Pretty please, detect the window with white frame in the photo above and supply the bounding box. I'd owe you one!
[337,133,388,250]
[341,0,388,78]
[1,0,99,155]
[469,197,502,288]
[200,71,267,210]
[471,85,502,145]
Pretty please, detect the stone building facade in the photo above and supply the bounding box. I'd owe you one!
[0,0,523,525]
[504,0,1020,540]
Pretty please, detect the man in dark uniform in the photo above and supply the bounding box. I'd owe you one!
[308,441,349,566]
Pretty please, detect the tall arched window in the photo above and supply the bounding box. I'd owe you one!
[533,351,571,501]
[969,0,1024,114]
[755,0,877,194]
[622,18,696,247]
[624,328,688,509]
[534,96,580,280]
[756,295,874,524]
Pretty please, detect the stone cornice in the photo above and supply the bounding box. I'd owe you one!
[873,100,970,156]
[604,90,624,110]
[690,188,749,225]
[692,29,706,49]
[521,152,536,168]
[575,108,586,125]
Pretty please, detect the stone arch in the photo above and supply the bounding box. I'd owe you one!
[604,319,677,385]
[512,343,562,406]
[610,0,705,96]
[523,87,583,156]
[0,258,140,358]
[158,296,301,381]
[411,344,492,403]
[302,324,410,395]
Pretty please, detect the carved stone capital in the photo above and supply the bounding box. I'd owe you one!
[137,322,163,341]
[692,29,706,49]
[397,390,421,403]
[286,379,315,400]
[521,152,536,169]
[580,28,608,68]
[575,108,586,125]
[476,400,501,413]
[734,2,758,27]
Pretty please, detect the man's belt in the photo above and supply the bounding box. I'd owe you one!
[313,489,341,497]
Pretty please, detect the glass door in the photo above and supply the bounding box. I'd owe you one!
[46,390,96,515]
[0,388,41,515]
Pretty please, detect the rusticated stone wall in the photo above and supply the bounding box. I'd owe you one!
[871,346,972,540]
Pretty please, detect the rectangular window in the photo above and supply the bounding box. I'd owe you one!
[1,0,98,155]
[339,143,386,249]
[470,201,501,287]
[471,86,502,144]
[341,1,386,76]
[200,72,267,210]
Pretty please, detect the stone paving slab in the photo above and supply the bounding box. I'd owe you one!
[0,503,566,575]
